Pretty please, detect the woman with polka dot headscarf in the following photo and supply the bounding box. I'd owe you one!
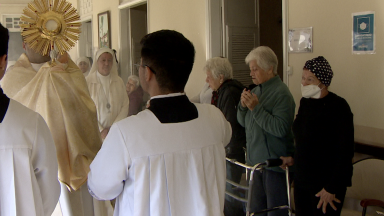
[292,56,354,216]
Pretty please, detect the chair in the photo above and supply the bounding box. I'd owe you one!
[341,158,384,216]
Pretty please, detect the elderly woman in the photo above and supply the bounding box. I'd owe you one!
[293,56,354,216]
[86,48,129,140]
[126,74,144,116]
[205,57,246,216]
[237,46,295,216]
[76,56,91,76]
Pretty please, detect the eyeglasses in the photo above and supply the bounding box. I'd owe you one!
[134,64,156,75]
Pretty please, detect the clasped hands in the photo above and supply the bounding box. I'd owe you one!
[240,89,259,111]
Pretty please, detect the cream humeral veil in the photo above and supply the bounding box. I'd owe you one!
[1,54,102,191]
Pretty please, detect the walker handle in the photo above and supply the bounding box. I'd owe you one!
[265,159,283,167]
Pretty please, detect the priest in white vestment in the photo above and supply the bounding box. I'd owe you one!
[88,30,231,216]
[86,48,129,140]
[0,36,104,216]
[0,23,60,216]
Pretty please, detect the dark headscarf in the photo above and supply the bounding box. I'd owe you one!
[304,56,333,86]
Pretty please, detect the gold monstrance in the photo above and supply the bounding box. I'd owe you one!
[20,0,81,65]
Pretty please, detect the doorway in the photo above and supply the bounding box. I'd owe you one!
[259,0,283,80]
[119,2,147,84]
[207,0,287,86]
[78,20,93,63]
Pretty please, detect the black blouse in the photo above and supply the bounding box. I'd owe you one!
[293,92,354,193]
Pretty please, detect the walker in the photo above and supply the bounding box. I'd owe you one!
[225,158,292,216]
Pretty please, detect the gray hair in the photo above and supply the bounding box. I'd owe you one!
[127,75,140,87]
[203,57,233,80]
[245,46,278,75]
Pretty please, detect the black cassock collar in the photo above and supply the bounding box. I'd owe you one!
[0,88,10,123]
[148,95,198,124]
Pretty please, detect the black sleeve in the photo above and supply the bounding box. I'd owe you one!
[324,98,355,194]
[221,88,246,160]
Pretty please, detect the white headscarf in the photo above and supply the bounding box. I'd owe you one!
[76,56,91,76]
[76,56,91,66]
[89,48,118,78]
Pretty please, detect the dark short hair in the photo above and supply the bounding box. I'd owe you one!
[140,30,195,92]
[0,24,9,57]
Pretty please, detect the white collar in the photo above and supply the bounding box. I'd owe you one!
[31,62,46,72]
[150,92,185,100]
[96,71,111,79]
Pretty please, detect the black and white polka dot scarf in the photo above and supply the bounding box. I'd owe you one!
[304,56,333,86]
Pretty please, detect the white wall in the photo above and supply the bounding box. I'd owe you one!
[91,0,120,55]
[0,4,25,17]
[288,0,384,146]
[148,0,207,98]
[67,0,79,61]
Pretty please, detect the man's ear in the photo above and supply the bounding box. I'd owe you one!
[22,42,26,50]
[145,66,153,82]
[0,55,7,79]
[0,54,7,70]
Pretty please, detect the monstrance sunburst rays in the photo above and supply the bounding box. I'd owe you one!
[19,0,81,58]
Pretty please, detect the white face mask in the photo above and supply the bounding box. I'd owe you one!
[301,83,323,99]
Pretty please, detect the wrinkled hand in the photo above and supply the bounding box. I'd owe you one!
[279,156,294,170]
[316,188,341,214]
[100,127,111,140]
[241,89,259,111]
[240,89,247,108]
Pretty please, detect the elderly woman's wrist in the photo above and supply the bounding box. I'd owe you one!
[239,104,247,110]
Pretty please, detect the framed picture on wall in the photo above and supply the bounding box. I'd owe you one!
[98,11,111,48]
[352,11,375,54]
[288,27,313,53]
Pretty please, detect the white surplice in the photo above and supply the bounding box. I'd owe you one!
[0,99,60,216]
[88,103,231,216]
